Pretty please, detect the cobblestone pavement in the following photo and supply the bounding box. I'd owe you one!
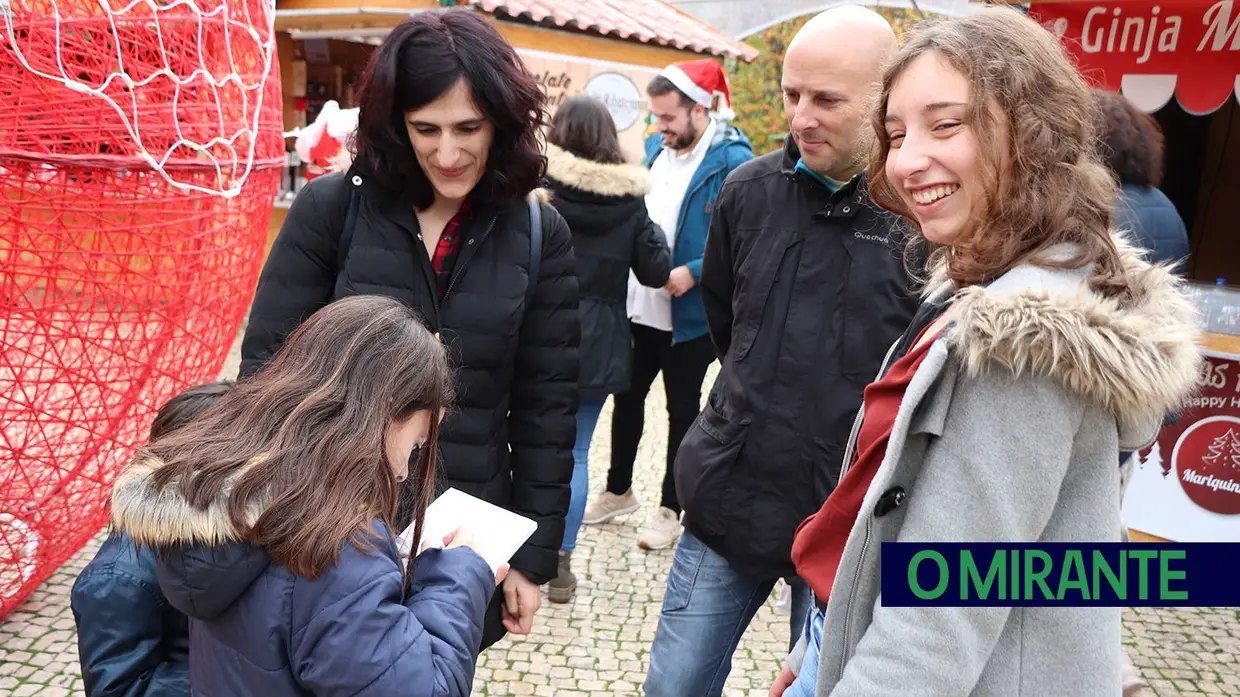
[1,338,1238,696]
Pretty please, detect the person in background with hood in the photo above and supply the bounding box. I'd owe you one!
[582,59,753,552]
[110,295,500,697]
[542,95,672,604]
[72,380,232,697]
[1094,86,1189,697]
[1094,88,1190,270]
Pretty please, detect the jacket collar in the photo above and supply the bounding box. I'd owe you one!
[779,136,868,209]
[545,144,650,198]
[111,455,267,546]
[927,233,1201,444]
[646,119,750,170]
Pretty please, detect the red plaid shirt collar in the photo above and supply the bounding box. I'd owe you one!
[429,200,471,297]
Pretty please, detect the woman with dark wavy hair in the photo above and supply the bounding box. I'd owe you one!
[239,8,579,651]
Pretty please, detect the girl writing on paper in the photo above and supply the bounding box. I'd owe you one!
[110,295,499,697]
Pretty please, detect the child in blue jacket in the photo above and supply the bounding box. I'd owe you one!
[71,380,233,697]
[109,295,501,697]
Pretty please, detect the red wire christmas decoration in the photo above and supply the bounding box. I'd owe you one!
[0,0,283,618]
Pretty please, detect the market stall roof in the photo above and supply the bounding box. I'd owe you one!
[1015,1,1239,114]
[473,0,758,61]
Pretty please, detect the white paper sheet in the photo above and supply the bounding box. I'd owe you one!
[397,488,537,574]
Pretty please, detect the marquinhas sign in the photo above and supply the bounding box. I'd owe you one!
[1029,1,1240,114]
[1125,351,1240,541]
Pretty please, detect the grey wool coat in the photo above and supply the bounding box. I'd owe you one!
[791,237,1201,696]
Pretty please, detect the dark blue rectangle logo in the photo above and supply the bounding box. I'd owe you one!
[880,543,1240,607]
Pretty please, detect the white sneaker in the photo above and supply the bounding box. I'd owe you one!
[583,490,641,524]
[638,507,683,550]
[774,581,793,615]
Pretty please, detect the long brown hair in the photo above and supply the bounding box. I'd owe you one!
[146,295,454,581]
[868,8,1130,299]
[548,95,626,165]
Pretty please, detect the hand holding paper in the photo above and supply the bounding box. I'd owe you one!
[399,488,536,580]
[440,527,510,585]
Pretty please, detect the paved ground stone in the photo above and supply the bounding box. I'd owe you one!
[1,336,1237,696]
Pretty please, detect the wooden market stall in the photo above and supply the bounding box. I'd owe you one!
[1017,1,1240,543]
[266,0,757,248]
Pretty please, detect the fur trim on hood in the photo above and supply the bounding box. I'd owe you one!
[931,233,1201,444]
[545,143,650,198]
[111,455,267,547]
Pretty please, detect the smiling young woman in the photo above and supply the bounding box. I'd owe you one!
[867,7,1124,297]
[239,8,580,652]
[777,8,1201,697]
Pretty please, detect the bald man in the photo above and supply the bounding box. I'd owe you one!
[643,8,919,696]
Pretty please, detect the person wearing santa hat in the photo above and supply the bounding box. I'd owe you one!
[581,58,752,553]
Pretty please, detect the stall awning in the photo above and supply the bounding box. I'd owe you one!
[1028,1,1240,114]
[474,0,758,61]
[275,1,756,62]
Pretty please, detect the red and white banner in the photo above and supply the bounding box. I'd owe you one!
[1029,1,1240,114]
[1124,351,1240,542]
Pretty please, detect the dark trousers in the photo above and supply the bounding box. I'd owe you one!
[608,323,715,513]
[481,587,508,651]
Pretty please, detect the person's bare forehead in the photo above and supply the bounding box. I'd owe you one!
[782,40,884,101]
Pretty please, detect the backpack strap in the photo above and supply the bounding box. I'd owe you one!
[525,192,542,308]
[336,175,362,273]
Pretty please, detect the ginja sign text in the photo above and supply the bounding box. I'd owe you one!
[1030,1,1240,113]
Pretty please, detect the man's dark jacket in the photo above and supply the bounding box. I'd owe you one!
[239,171,580,587]
[676,138,920,578]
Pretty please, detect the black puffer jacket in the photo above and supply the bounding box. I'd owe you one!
[544,144,671,397]
[681,139,919,578]
[239,170,579,584]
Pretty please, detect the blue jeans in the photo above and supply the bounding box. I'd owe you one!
[561,395,606,552]
[643,530,811,697]
[784,607,824,697]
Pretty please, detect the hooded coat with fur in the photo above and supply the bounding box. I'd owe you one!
[109,456,495,697]
[544,144,672,396]
[790,239,1201,696]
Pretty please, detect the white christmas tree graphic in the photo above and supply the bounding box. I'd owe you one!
[1201,428,1240,471]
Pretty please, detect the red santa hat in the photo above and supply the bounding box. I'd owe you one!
[290,100,359,180]
[660,58,735,122]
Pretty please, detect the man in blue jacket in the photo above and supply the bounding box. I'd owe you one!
[582,59,753,551]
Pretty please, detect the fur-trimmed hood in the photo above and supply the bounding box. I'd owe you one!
[111,454,273,621]
[930,234,1201,447]
[111,454,263,547]
[544,143,650,198]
